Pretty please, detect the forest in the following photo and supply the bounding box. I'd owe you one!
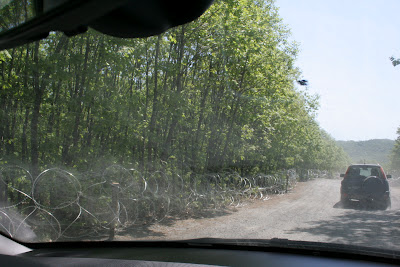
[0,0,350,240]
[390,58,400,171]
[0,0,349,176]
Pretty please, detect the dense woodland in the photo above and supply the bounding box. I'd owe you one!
[0,0,350,179]
[0,0,356,241]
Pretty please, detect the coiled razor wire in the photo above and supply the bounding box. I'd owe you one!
[0,164,302,242]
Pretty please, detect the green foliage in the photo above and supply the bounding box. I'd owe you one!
[390,56,400,67]
[390,128,400,170]
[337,139,395,169]
[0,0,348,177]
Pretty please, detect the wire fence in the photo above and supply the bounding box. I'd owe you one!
[389,170,400,180]
[0,165,303,242]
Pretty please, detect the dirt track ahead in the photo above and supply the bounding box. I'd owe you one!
[120,178,400,250]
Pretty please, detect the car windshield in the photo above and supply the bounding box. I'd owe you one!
[1,0,400,255]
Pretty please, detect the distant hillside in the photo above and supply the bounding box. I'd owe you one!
[336,139,395,168]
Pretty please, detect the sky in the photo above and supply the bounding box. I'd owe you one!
[275,0,400,141]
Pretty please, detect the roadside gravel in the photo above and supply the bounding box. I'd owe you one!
[118,178,400,250]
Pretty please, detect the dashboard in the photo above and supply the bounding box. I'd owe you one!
[0,235,398,266]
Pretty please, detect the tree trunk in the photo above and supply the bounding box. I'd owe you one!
[30,41,42,177]
[147,35,162,163]
[161,25,186,161]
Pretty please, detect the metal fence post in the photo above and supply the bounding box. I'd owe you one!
[285,171,289,193]
[108,182,119,241]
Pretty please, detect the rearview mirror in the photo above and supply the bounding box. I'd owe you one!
[0,0,214,50]
[387,175,392,179]
[340,174,345,177]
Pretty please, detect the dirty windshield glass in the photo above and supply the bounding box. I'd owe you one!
[1,0,400,253]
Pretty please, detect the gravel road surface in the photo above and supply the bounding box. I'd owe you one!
[119,178,400,250]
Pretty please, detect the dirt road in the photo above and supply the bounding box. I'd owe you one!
[120,178,400,250]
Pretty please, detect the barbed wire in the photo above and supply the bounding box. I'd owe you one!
[0,164,307,242]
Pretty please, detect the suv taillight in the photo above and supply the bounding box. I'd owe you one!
[342,168,350,179]
[380,167,387,179]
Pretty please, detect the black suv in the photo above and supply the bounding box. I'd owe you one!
[340,164,392,210]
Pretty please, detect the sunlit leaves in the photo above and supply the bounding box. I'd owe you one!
[0,0,349,177]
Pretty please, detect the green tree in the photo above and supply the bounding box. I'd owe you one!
[390,56,400,67]
[390,127,400,170]
[0,0,349,177]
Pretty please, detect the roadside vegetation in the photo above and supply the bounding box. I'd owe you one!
[389,54,399,172]
[0,0,350,241]
[0,0,349,177]
[390,128,400,171]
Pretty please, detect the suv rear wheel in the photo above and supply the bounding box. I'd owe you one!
[362,176,385,198]
[376,197,391,210]
[340,195,350,207]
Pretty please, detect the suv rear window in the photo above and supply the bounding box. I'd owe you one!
[347,166,382,178]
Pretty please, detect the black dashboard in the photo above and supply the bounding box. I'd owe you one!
[0,248,396,267]
[1,236,398,267]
